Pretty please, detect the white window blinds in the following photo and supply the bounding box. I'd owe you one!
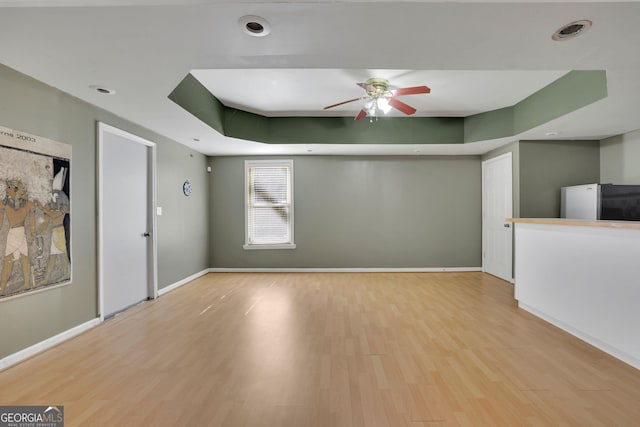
[244,160,295,249]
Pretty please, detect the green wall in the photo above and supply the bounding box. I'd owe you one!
[209,155,482,268]
[0,63,209,359]
[156,144,210,286]
[600,129,640,184]
[482,140,601,218]
[519,140,600,218]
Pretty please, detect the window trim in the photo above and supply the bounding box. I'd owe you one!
[243,159,296,250]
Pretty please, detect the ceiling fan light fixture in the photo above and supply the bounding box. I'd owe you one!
[377,97,392,114]
[324,77,429,121]
[364,100,377,116]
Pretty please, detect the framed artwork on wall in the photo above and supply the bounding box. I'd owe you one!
[0,125,71,299]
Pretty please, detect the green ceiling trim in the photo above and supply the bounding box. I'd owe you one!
[168,73,225,134]
[224,109,463,144]
[464,106,514,143]
[168,70,607,145]
[513,70,608,134]
[463,70,607,143]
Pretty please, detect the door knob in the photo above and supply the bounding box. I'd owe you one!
[143,232,151,237]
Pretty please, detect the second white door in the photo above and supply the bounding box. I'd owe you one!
[482,152,513,282]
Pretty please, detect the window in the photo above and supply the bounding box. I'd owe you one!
[244,159,295,250]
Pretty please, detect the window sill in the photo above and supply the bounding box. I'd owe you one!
[243,243,297,250]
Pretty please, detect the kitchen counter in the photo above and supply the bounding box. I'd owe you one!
[507,218,640,370]
[507,217,640,230]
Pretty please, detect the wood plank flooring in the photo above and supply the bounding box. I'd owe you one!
[1,272,639,426]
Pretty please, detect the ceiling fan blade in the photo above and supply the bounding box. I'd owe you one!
[388,97,417,115]
[323,97,364,110]
[354,109,367,121]
[392,86,431,96]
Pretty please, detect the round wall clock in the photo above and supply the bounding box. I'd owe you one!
[182,180,192,196]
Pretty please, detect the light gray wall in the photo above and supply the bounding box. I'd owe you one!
[600,129,640,184]
[209,155,482,268]
[0,63,209,359]
[519,140,600,218]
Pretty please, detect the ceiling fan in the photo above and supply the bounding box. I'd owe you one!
[323,78,431,121]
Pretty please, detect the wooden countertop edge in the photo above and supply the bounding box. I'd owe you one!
[505,218,640,230]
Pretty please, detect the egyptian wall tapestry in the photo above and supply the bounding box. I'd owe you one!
[0,125,71,299]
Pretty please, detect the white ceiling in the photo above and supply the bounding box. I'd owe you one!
[0,1,640,156]
[191,69,569,117]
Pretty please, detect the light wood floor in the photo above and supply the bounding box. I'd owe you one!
[1,272,639,426]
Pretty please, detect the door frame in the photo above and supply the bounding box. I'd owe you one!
[97,122,157,321]
[481,151,513,282]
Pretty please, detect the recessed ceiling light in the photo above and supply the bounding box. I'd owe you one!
[545,131,559,137]
[239,15,271,37]
[192,138,200,142]
[552,20,592,41]
[306,149,313,153]
[413,149,421,153]
[89,85,116,95]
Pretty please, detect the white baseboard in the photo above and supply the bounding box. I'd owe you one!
[0,317,101,371]
[158,268,209,296]
[209,267,482,273]
[519,303,640,371]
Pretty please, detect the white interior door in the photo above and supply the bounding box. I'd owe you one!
[482,152,513,282]
[99,123,157,318]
